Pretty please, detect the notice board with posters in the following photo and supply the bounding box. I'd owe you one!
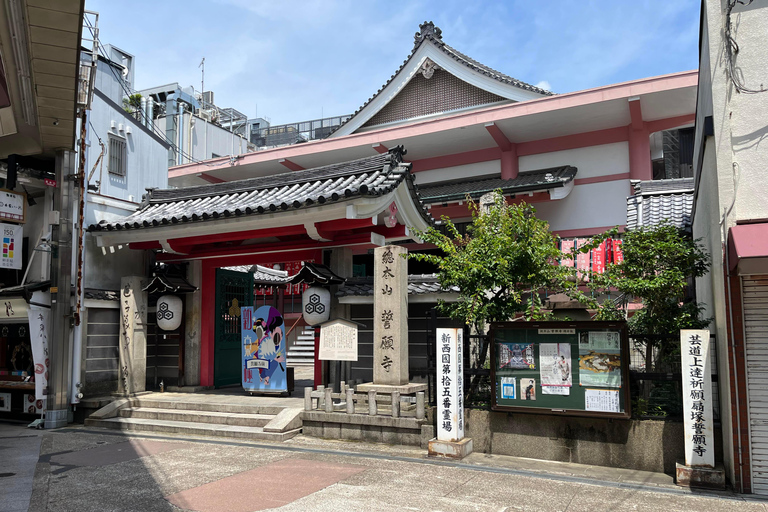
[490,321,630,418]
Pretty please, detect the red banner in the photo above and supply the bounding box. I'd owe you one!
[612,239,624,264]
[592,241,606,274]
[575,239,591,282]
[560,240,575,267]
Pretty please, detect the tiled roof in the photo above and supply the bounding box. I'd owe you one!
[332,21,551,136]
[417,166,577,204]
[89,147,432,232]
[223,265,291,285]
[143,274,198,294]
[336,274,459,297]
[84,288,119,301]
[287,263,345,286]
[626,178,694,230]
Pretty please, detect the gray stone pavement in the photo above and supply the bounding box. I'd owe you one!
[1,420,767,512]
[0,422,44,512]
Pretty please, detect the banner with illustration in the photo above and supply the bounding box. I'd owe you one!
[27,306,50,402]
[241,306,287,393]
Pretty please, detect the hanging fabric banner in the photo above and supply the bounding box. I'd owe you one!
[27,306,50,402]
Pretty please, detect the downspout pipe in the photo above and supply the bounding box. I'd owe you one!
[178,103,185,166]
[139,96,147,126]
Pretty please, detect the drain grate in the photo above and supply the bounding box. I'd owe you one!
[0,472,16,478]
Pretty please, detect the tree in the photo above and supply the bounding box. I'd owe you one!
[408,191,572,395]
[122,93,143,116]
[573,222,711,370]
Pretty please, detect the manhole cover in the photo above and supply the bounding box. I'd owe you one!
[0,472,16,478]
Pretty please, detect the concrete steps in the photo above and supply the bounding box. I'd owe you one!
[87,416,301,441]
[85,396,303,442]
[287,328,316,366]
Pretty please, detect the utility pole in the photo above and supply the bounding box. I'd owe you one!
[46,111,81,428]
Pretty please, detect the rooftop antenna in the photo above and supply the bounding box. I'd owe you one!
[199,57,205,103]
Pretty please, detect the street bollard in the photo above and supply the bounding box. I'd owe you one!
[368,390,377,416]
[304,387,312,411]
[324,387,333,413]
[346,389,354,414]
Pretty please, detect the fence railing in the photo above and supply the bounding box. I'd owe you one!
[304,382,426,420]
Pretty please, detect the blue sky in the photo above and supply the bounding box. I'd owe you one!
[84,0,700,125]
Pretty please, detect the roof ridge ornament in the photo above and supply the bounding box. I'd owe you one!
[414,21,443,49]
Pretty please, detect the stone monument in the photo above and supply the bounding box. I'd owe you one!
[675,329,725,489]
[357,245,426,395]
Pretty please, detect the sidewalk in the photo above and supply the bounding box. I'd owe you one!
[0,422,44,512]
[3,420,764,511]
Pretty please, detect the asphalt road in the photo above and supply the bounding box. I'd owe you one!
[2,421,766,512]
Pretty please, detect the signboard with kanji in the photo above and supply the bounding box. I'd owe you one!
[0,189,26,223]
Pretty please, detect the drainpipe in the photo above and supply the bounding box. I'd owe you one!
[145,96,153,130]
[177,103,185,166]
[188,111,195,161]
[139,96,147,126]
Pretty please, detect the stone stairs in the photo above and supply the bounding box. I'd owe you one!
[286,327,315,366]
[85,396,302,442]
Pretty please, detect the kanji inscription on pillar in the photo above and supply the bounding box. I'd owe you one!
[680,329,714,468]
[373,245,408,385]
[437,327,464,442]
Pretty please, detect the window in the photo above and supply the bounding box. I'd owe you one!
[108,134,126,176]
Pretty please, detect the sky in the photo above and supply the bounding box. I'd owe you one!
[84,0,700,126]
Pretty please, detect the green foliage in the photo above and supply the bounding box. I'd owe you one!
[122,93,142,113]
[408,190,569,329]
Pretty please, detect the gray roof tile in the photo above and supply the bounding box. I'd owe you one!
[336,274,459,297]
[89,147,433,232]
[417,166,576,204]
[626,178,694,230]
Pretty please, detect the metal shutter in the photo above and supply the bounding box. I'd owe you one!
[745,275,768,494]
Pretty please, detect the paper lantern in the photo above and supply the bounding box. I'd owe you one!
[156,295,182,331]
[302,286,330,325]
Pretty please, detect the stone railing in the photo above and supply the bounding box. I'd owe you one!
[304,382,426,420]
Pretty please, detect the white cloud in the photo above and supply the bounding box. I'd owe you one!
[535,80,552,92]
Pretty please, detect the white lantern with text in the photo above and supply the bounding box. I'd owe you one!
[156,295,182,331]
[302,286,331,326]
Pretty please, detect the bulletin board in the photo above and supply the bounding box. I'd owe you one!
[490,321,631,419]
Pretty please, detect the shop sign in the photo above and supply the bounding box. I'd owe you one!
[0,223,22,269]
[0,189,25,223]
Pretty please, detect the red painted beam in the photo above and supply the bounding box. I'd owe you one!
[627,99,652,181]
[484,122,513,151]
[372,143,388,154]
[411,147,500,173]
[278,158,305,171]
[316,218,374,231]
[198,173,226,184]
[628,99,644,131]
[516,126,628,156]
[168,225,308,248]
[645,114,695,134]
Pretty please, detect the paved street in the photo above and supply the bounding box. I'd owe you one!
[1,421,766,512]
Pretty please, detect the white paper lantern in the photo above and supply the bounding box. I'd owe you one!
[156,295,182,331]
[302,286,331,325]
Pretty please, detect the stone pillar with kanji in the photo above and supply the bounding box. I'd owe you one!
[372,245,408,385]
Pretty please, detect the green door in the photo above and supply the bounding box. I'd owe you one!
[214,268,254,387]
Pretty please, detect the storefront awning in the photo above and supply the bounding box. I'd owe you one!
[728,222,768,275]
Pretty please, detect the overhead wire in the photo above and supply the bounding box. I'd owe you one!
[725,0,766,95]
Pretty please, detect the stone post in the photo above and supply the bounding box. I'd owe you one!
[184,260,202,386]
[118,277,148,394]
[373,245,408,385]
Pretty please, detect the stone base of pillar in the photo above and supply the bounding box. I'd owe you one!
[675,461,726,489]
[44,408,69,429]
[356,382,427,394]
[428,437,473,459]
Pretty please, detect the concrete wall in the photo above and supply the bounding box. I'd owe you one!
[692,0,768,486]
[464,410,722,475]
[518,142,630,179]
[155,114,250,164]
[535,180,629,232]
